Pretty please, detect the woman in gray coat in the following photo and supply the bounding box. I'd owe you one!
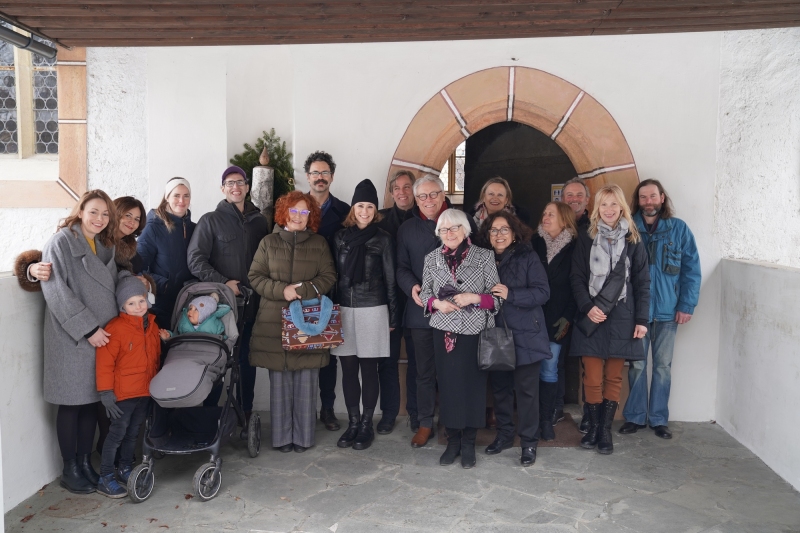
[41,190,120,495]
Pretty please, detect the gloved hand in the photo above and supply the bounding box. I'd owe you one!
[553,317,570,341]
[99,390,123,420]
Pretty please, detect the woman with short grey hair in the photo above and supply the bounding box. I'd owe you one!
[419,209,501,468]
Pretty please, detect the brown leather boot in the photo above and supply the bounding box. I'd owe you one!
[410,426,434,448]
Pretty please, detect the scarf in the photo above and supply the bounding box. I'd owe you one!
[420,202,448,222]
[589,218,630,300]
[341,224,379,284]
[472,202,516,228]
[537,225,574,264]
[440,239,470,352]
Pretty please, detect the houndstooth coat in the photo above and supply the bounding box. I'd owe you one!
[41,225,119,405]
[420,244,500,335]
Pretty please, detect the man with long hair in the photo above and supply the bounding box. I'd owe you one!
[620,179,701,440]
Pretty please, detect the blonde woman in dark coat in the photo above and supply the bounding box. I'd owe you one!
[41,190,120,495]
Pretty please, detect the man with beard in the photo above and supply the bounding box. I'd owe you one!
[304,151,350,432]
[396,174,478,447]
[620,179,701,439]
[376,170,417,434]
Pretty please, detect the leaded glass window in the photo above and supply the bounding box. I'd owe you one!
[0,31,17,154]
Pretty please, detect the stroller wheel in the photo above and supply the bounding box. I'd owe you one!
[128,463,155,503]
[193,462,222,501]
[248,413,261,458]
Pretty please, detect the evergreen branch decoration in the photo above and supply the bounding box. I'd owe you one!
[230,128,295,201]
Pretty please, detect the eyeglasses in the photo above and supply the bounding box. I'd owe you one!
[438,224,462,236]
[289,208,311,216]
[123,213,141,223]
[223,180,247,188]
[308,171,332,178]
[416,190,443,201]
[489,226,511,236]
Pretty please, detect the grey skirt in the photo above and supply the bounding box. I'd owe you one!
[330,305,390,358]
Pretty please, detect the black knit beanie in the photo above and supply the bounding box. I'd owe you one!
[351,179,379,207]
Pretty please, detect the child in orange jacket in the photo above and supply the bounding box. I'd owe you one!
[95,272,168,498]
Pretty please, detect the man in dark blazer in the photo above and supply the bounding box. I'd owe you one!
[304,151,349,431]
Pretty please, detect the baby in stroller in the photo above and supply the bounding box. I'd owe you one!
[162,292,231,338]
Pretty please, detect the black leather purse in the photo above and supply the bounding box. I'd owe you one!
[576,243,629,338]
[477,306,516,372]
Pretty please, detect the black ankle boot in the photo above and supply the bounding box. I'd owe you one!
[60,458,95,494]
[77,453,99,486]
[353,409,375,450]
[579,402,590,434]
[597,399,618,455]
[440,428,462,465]
[580,403,602,449]
[539,381,557,441]
[461,427,477,469]
[337,407,361,448]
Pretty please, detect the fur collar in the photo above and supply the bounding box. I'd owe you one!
[537,225,574,263]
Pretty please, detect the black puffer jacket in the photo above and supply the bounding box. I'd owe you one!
[395,200,478,329]
[494,242,552,366]
[333,226,399,328]
[569,230,650,361]
[531,234,577,344]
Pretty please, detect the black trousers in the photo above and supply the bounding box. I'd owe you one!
[100,397,149,475]
[490,362,541,448]
[379,328,417,417]
[409,327,436,428]
[204,320,256,411]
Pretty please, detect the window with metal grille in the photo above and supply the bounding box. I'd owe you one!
[0,36,17,154]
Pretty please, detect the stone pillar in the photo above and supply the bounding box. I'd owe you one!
[251,166,274,230]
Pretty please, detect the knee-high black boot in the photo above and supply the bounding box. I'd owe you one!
[580,403,602,449]
[337,407,361,448]
[440,428,461,465]
[597,399,618,455]
[353,408,375,450]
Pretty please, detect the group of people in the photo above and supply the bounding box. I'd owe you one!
[17,150,701,497]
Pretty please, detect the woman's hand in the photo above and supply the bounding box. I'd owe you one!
[136,275,151,292]
[633,325,647,339]
[587,306,607,324]
[490,283,508,300]
[29,262,52,281]
[283,283,302,302]
[433,299,460,314]
[87,328,111,347]
[452,292,481,307]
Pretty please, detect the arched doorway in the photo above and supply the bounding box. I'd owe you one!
[384,66,639,208]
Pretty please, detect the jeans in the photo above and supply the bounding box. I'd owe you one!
[540,342,561,383]
[204,320,256,411]
[100,397,149,475]
[623,320,678,427]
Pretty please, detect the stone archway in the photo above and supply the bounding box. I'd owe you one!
[384,66,639,208]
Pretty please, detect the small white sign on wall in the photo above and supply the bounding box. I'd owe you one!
[552,183,564,202]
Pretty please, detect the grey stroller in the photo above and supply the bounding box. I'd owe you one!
[127,281,261,503]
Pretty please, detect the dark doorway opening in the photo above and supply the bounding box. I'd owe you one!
[464,121,578,226]
[463,120,581,405]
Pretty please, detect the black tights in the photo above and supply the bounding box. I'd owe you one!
[340,356,379,411]
[57,403,98,461]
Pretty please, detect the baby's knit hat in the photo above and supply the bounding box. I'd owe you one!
[116,271,147,311]
[189,293,219,324]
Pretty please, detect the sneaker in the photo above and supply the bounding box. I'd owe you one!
[97,473,127,498]
[116,465,133,484]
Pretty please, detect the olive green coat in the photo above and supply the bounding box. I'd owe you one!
[248,228,337,371]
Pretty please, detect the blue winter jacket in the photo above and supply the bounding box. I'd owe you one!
[633,212,701,322]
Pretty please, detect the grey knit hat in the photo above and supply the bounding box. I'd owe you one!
[189,294,219,324]
[116,271,147,311]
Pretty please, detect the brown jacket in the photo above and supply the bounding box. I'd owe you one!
[248,228,337,371]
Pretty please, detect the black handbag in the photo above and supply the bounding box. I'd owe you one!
[576,242,629,338]
[477,306,516,372]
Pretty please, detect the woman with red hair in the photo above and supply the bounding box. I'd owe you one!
[248,191,336,453]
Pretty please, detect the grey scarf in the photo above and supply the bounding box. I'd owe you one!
[589,218,630,300]
[537,225,573,263]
